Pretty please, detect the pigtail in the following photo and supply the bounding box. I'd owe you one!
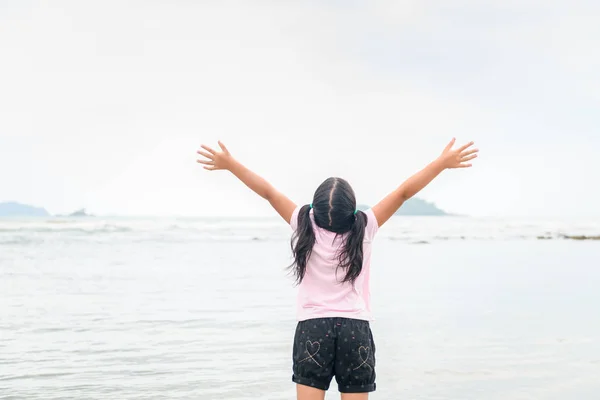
[336,210,367,284]
[289,204,316,285]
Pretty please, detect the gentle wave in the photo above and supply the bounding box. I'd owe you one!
[1,217,599,245]
[1,233,599,247]
[0,225,132,234]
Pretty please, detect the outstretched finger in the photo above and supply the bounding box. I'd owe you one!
[461,148,479,157]
[458,141,475,152]
[197,150,214,160]
[197,159,214,165]
[203,165,216,171]
[456,163,472,168]
[200,145,217,155]
[218,141,229,154]
[461,154,478,162]
[444,137,456,152]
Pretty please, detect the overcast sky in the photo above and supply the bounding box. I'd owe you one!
[1,0,598,217]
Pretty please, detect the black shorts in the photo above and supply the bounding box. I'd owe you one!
[292,317,376,393]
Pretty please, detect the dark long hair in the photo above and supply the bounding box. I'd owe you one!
[289,177,367,285]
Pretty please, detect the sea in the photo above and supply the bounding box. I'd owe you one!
[1,216,600,400]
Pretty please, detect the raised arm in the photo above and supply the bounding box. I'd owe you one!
[197,141,297,224]
[371,138,478,227]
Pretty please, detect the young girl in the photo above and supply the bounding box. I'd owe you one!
[197,139,478,400]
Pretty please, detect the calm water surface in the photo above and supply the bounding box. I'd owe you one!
[1,217,599,399]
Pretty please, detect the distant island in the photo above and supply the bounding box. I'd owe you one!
[1,199,446,218]
[358,198,448,216]
[58,209,94,218]
[0,202,50,217]
[0,203,94,218]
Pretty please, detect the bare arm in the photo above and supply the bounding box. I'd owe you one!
[227,158,297,223]
[197,141,297,224]
[372,138,478,227]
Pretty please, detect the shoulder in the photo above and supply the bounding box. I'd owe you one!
[362,208,379,239]
[290,205,303,230]
[291,207,321,229]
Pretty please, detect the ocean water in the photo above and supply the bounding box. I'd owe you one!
[1,216,600,399]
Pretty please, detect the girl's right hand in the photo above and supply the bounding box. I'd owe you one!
[438,138,479,169]
[196,141,233,171]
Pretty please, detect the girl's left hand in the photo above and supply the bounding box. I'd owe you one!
[196,141,233,171]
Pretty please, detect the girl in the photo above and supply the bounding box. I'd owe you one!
[197,139,478,400]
